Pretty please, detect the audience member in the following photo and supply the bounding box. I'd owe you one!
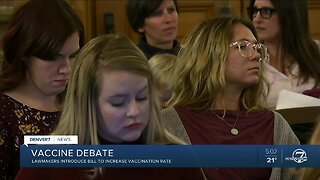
[127,0,180,59]
[247,0,320,109]
[16,34,206,180]
[0,0,84,179]
[149,53,177,108]
[161,16,299,179]
[248,0,320,144]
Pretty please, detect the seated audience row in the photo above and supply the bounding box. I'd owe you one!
[0,0,319,179]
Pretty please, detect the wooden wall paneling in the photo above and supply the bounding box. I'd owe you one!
[228,1,243,17]
[94,0,244,44]
[308,0,320,40]
[0,1,25,41]
[177,0,215,41]
[0,0,23,67]
[1,1,96,42]
[309,0,320,8]
[0,3,13,46]
[240,0,250,18]
[177,0,244,42]
[95,1,136,41]
[69,0,96,42]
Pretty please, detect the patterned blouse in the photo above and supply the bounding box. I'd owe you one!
[0,93,59,180]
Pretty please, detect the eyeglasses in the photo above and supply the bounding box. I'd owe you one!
[247,7,276,19]
[229,41,269,61]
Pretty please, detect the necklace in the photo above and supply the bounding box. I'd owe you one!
[211,111,240,136]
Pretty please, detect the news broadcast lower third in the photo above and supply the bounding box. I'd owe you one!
[21,135,319,168]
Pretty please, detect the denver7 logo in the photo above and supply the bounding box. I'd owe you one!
[292,149,307,164]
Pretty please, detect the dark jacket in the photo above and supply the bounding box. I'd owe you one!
[137,36,180,59]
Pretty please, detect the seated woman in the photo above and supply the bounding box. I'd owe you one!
[16,34,206,180]
[0,0,83,179]
[126,0,180,59]
[161,17,299,179]
[247,0,320,109]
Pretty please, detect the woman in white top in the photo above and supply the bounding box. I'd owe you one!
[247,0,320,108]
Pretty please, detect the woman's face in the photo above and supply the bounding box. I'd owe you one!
[26,32,80,96]
[252,0,281,43]
[138,0,178,48]
[97,70,150,143]
[225,23,261,89]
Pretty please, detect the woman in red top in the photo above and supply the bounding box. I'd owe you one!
[161,17,299,180]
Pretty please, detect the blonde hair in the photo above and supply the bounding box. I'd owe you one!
[149,54,177,108]
[168,17,269,111]
[53,34,183,177]
[299,117,320,180]
[149,53,177,90]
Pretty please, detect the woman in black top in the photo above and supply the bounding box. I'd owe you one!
[127,0,180,59]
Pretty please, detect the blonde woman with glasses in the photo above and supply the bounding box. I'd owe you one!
[161,17,299,180]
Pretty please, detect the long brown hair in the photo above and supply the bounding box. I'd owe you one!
[248,0,320,86]
[0,0,84,94]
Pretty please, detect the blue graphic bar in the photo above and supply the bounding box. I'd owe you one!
[20,145,320,168]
